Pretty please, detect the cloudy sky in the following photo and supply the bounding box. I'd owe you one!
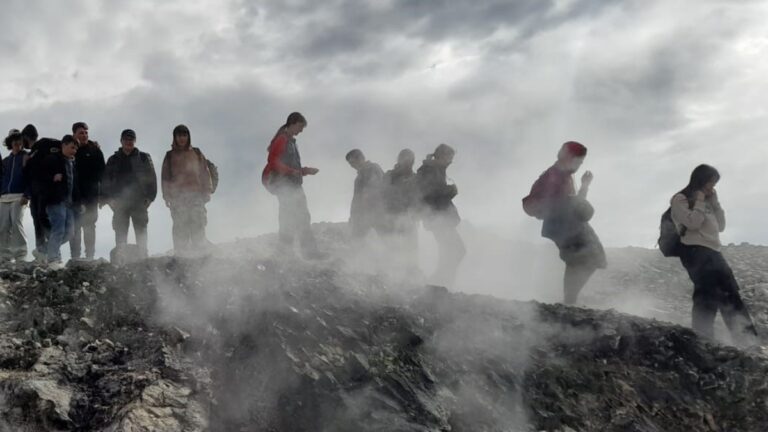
[2,0,768,259]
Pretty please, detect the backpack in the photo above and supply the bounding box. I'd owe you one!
[522,194,545,219]
[166,148,219,194]
[658,208,686,257]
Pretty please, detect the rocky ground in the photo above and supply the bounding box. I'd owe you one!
[1,225,767,431]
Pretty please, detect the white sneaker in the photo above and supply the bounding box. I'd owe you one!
[48,261,66,271]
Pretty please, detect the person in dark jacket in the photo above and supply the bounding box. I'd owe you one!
[0,132,30,261]
[43,136,80,269]
[22,124,59,262]
[70,122,105,260]
[522,141,606,305]
[261,112,324,259]
[670,164,758,346]
[102,129,157,259]
[346,149,385,239]
[417,143,465,287]
[382,148,419,272]
[161,125,212,255]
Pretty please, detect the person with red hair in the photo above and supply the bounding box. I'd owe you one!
[522,141,606,304]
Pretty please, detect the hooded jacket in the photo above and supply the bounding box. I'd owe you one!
[24,138,61,191]
[161,133,212,202]
[382,164,417,214]
[103,148,158,205]
[41,150,81,206]
[1,150,29,197]
[74,140,106,203]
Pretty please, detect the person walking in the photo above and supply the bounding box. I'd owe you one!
[161,124,212,255]
[102,129,157,259]
[522,141,606,305]
[670,164,758,346]
[345,149,385,239]
[70,122,105,260]
[416,143,465,287]
[0,131,30,262]
[261,112,325,259]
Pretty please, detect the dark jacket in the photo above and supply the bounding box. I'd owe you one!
[416,159,460,226]
[41,151,81,207]
[74,140,106,203]
[24,138,61,192]
[1,150,29,196]
[350,161,384,224]
[102,148,158,205]
[383,165,416,214]
[161,144,212,202]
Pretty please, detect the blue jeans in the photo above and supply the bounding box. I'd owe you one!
[46,203,76,262]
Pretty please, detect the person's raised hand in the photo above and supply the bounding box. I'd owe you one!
[581,170,594,188]
[53,174,63,182]
[694,190,706,201]
[302,167,319,176]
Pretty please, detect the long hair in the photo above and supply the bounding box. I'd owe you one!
[272,112,307,140]
[680,164,720,204]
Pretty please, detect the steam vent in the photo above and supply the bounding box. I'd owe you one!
[1,226,767,431]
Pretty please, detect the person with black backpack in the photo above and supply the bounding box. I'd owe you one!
[161,124,212,255]
[101,129,157,259]
[670,164,758,346]
[522,141,606,305]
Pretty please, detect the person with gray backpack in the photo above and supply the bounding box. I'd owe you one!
[669,164,758,346]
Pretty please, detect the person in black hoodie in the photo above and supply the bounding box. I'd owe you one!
[381,148,419,273]
[43,136,80,269]
[416,144,465,287]
[22,124,60,262]
[70,122,105,260]
[102,129,157,259]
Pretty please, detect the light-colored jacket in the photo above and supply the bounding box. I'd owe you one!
[670,193,725,251]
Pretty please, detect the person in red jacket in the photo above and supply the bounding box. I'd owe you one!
[262,112,324,259]
[522,141,606,305]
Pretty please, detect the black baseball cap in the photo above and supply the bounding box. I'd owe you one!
[121,129,136,140]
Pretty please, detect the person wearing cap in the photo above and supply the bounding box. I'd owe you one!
[70,122,105,260]
[102,129,157,259]
[522,141,607,304]
[0,131,30,262]
[161,124,212,255]
[416,143,466,288]
[42,135,81,269]
[21,124,60,262]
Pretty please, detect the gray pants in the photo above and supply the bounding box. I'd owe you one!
[276,185,317,253]
[71,201,98,259]
[0,198,28,260]
[169,197,207,253]
[112,202,149,258]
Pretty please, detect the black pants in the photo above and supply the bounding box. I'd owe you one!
[679,245,757,345]
[29,191,50,253]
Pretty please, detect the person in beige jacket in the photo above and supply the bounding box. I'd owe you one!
[670,164,757,346]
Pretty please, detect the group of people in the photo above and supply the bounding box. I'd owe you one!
[0,123,215,269]
[523,142,758,347]
[2,113,758,346]
[261,112,466,286]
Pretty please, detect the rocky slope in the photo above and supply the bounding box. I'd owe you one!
[0,227,767,431]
